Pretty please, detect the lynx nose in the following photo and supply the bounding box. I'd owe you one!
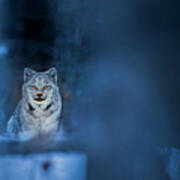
[36,92,43,98]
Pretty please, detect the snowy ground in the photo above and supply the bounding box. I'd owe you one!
[0,152,87,180]
[0,138,87,180]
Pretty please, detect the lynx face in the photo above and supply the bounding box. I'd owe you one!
[23,68,59,105]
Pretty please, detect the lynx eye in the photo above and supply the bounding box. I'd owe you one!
[29,85,38,90]
[43,85,51,90]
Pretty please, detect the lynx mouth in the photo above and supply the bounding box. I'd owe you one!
[34,98,46,102]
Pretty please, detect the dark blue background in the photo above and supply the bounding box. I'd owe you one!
[0,0,179,179]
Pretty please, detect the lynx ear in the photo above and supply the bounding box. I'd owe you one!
[24,68,36,82]
[46,67,58,83]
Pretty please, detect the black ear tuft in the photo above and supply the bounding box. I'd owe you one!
[46,67,58,83]
[24,68,36,82]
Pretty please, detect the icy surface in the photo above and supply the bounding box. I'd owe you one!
[0,152,87,180]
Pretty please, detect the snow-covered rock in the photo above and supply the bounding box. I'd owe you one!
[0,152,87,180]
[0,137,87,180]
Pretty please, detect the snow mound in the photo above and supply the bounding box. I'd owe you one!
[0,152,87,180]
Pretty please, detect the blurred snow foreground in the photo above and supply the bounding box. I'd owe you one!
[0,135,87,180]
[0,152,86,180]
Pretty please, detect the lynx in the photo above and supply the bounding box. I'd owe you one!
[7,67,62,138]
